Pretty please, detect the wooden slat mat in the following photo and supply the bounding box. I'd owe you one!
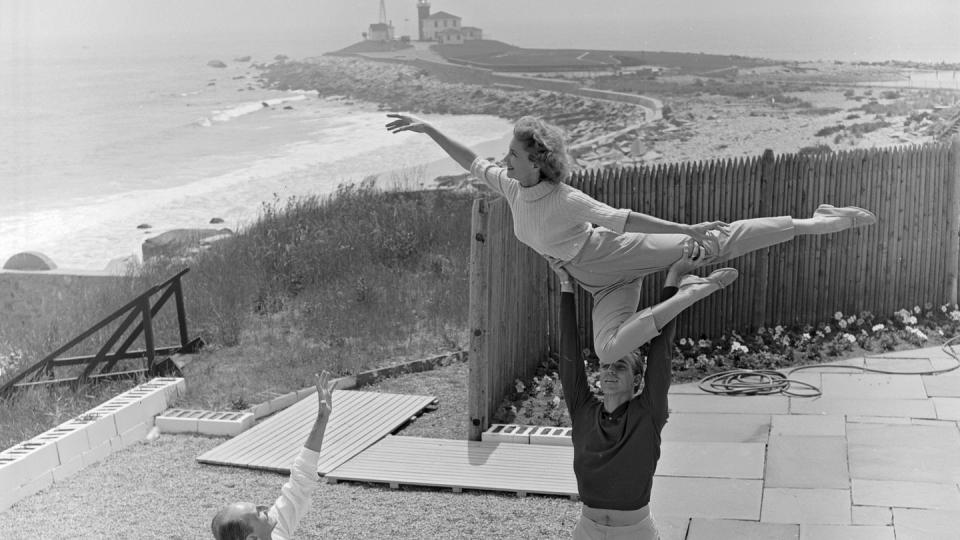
[326,435,579,498]
[197,391,436,474]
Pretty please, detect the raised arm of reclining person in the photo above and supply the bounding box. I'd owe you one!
[270,371,336,540]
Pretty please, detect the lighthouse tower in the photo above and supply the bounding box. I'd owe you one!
[417,0,430,41]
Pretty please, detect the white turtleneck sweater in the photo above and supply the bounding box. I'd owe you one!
[470,157,630,261]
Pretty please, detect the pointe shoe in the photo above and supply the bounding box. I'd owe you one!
[679,268,739,290]
[813,204,877,228]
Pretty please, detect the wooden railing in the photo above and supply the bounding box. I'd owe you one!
[0,269,202,398]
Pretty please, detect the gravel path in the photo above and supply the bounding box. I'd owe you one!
[1,361,582,539]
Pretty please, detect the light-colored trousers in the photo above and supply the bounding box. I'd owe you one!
[573,513,660,540]
[566,217,795,364]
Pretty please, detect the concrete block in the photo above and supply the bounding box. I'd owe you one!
[109,436,124,453]
[196,411,255,437]
[81,441,112,468]
[49,426,91,465]
[119,422,150,448]
[74,414,119,449]
[0,456,29,493]
[267,392,298,413]
[3,441,60,487]
[250,401,272,419]
[14,469,54,502]
[108,400,145,434]
[155,409,201,433]
[529,426,573,446]
[51,454,85,483]
[482,424,533,444]
[135,388,169,418]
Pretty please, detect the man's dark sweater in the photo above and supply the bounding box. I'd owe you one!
[559,287,677,511]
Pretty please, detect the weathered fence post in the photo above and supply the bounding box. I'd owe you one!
[948,136,960,306]
[753,149,775,327]
[468,198,489,441]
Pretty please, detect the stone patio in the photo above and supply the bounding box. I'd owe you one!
[654,345,960,540]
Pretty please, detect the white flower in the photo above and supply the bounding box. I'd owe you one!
[698,339,711,349]
[834,311,843,321]
[781,336,791,347]
[801,333,811,341]
[730,341,749,354]
[907,316,918,325]
[823,326,832,334]
[913,305,921,314]
[774,325,784,335]
[872,324,885,332]
[906,327,928,341]
[514,380,526,393]
[857,318,864,326]
[679,338,688,346]
[951,310,960,322]
[816,331,824,338]
[843,333,857,343]
[942,305,949,313]
[848,315,857,324]
[838,319,848,329]
[551,396,562,408]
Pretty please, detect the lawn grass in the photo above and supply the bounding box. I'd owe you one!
[1,183,480,449]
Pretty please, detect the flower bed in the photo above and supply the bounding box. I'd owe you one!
[493,303,960,426]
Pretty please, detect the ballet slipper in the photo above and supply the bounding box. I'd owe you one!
[679,268,740,291]
[813,204,877,228]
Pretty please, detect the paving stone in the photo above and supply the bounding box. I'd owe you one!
[654,514,690,540]
[668,394,789,414]
[770,414,844,437]
[847,423,960,484]
[933,397,960,420]
[661,413,770,442]
[668,382,702,395]
[819,373,927,399]
[847,415,912,425]
[891,508,960,540]
[789,397,935,418]
[864,357,933,373]
[658,442,765,479]
[799,524,894,539]
[760,488,850,524]
[851,505,892,525]
[782,370,821,392]
[687,518,798,539]
[852,479,960,510]
[651,477,762,520]
[766,436,848,489]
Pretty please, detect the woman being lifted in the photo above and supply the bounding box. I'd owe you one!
[385,113,876,365]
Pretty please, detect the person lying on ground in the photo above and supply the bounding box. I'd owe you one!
[210,371,336,540]
[386,113,876,364]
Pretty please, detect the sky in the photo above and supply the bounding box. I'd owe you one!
[1,0,959,62]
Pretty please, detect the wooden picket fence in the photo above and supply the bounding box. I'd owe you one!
[467,138,960,440]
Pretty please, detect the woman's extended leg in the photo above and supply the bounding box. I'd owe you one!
[591,265,739,365]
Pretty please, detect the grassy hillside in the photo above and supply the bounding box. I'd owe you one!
[0,182,479,449]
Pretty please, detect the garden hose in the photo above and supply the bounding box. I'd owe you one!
[697,335,960,398]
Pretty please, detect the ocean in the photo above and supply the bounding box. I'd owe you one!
[0,34,512,270]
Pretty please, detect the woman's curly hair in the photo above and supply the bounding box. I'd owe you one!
[513,116,571,183]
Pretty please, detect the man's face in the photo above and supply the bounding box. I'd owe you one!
[598,358,636,396]
[222,502,276,539]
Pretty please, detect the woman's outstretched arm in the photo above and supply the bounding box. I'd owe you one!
[386,113,478,171]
